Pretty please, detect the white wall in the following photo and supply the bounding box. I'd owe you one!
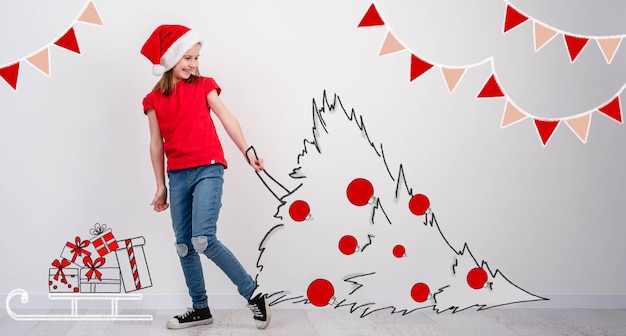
[2,0,625,312]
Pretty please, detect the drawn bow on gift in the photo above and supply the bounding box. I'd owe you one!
[83,256,105,281]
[51,258,71,283]
[89,223,107,236]
[66,236,91,263]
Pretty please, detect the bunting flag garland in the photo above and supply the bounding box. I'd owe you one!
[503,2,624,64]
[358,1,625,146]
[475,72,624,146]
[356,3,484,93]
[0,0,103,91]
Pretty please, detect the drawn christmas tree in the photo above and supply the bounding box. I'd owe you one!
[253,91,546,316]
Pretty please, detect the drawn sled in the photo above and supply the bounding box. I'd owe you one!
[6,288,153,321]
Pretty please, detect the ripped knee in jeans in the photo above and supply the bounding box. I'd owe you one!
[175,243,189,257]
[191,236,208,253]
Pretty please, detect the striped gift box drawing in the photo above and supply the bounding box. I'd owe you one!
[114,236,152,292]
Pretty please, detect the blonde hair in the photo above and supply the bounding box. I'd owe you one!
[153,67,201,96]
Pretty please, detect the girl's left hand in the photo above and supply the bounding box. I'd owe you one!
[151,186,169,212]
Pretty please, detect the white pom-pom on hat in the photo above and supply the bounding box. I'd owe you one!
[152,64,166,76]
[141,24,202,76]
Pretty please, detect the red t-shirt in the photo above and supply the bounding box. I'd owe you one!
[142,77,228,171]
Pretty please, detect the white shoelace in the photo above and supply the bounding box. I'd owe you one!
[248,304,263,318]
[178,307,195,319]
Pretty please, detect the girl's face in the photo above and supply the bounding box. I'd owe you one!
[172,43,201,82]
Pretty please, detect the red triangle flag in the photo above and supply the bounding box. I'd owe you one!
[54,27,81,54]
[503,5,529,33]
[358,3,385,27]
[0,62,20,90]
[534,119,560,146]
[564,34,589,62]
[410,54,434,82]
[477,74,505,98]
[598,96,622,123]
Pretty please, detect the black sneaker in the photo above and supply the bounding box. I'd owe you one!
[166,307,213,329]
[247,293,271,329]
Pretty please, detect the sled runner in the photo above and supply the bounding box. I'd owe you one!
[6,288,153,321]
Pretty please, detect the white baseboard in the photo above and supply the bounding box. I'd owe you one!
[5,292,626,311]
[503,294,626,310]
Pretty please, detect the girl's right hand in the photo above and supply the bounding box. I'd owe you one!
[151,186,170,212]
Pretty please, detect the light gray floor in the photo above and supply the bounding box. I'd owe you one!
[2,308,626,336]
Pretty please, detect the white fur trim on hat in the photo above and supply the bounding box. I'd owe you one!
[155,30,202,75]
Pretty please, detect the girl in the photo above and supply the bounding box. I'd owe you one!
[140,24,270,330]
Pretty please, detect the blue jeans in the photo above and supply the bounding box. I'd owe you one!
[167,164,255,309]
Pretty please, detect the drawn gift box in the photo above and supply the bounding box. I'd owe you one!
[49,258,80,293]
[89,223,119,257]
[60,236,97,268]
[79,256,122,293]
[115,237,152,292]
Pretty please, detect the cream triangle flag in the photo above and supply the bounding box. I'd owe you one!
[533,22,558,51]
[379,31,405,56]
[597,37,622,64]
[78,1,103,26]
[26,48,51,76]
[565,113,591,143]
[501,101,527,128]
[440,68,465,93]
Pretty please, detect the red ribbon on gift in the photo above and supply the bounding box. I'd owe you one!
[83,256,105,281]
[92,231,119,257]
[66,236,91,263]
[51,258,71,283]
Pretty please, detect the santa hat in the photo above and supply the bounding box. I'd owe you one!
[140,24,202,76]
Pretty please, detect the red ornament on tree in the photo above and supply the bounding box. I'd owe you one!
[307,278,335,307]
[408,194,430,216]
[392,244,406,258]
[410,282,430,303]
[346,178,374,206]
[338,235,358,255]
[467,267,488,289]
[289,200,310,222]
